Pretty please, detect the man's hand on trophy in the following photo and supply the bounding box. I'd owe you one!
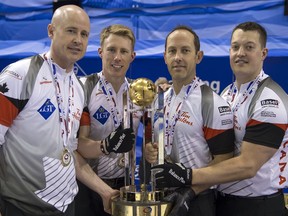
[164,187,196,216]
[104,126,135,154]
[144,142,158,164]
[151,162,192,188]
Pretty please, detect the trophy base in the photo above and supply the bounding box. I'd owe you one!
[111,185,172,216]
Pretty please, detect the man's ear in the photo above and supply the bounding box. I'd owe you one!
[262,48,268,61]
[98,47,103,58]
[47,24,54,39]
[196,50,204,64]
[130,51,136,63]
[164,51,168,65]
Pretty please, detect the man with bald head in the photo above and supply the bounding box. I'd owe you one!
[0,5,118,216]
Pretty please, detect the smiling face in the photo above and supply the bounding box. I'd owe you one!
[48,5,90,71]
[98,33,135,80]
[164,29,203,86]
[230,29,268,84]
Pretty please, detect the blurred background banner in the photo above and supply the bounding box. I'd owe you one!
[0,0,288,94]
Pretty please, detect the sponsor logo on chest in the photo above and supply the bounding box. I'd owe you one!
[93,105,110,125]
[178,111,193,126]
[38,99,56,120]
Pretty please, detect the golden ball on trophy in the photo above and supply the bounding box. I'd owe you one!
[129,78,157,107]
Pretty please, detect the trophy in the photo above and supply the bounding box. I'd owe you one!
[111,78,172,216]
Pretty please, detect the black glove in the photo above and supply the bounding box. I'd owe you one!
[164,187,196,216]
[105,126,135,153]
[151,162,192,188]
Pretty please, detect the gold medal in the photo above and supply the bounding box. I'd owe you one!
[62,149,71,167]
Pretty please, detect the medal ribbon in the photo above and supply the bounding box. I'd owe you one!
[46,56,74,151]
[227,70,267,112]
[164,77,200,155]
[99,75,129,128]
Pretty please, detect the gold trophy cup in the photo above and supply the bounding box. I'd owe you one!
[111,78,172,216]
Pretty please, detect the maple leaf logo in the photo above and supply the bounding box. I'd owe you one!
[0,83,9,93]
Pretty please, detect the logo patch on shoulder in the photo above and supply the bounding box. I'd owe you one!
[261,99,279,107]
[6,70,23,80]
[38,99,56,120]
[218,106,231,114]
[93,105,110,125]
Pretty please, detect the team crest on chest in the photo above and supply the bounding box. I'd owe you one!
[93,105,110,125]
[38,99,56,120]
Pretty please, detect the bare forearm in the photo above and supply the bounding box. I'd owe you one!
[192,152,234,193]
[74,151,119,214]
[192,142,277,187]
[74,151,112,196]
[78,137,103,158]
[78,125,104,159]
[192,156,254,187]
